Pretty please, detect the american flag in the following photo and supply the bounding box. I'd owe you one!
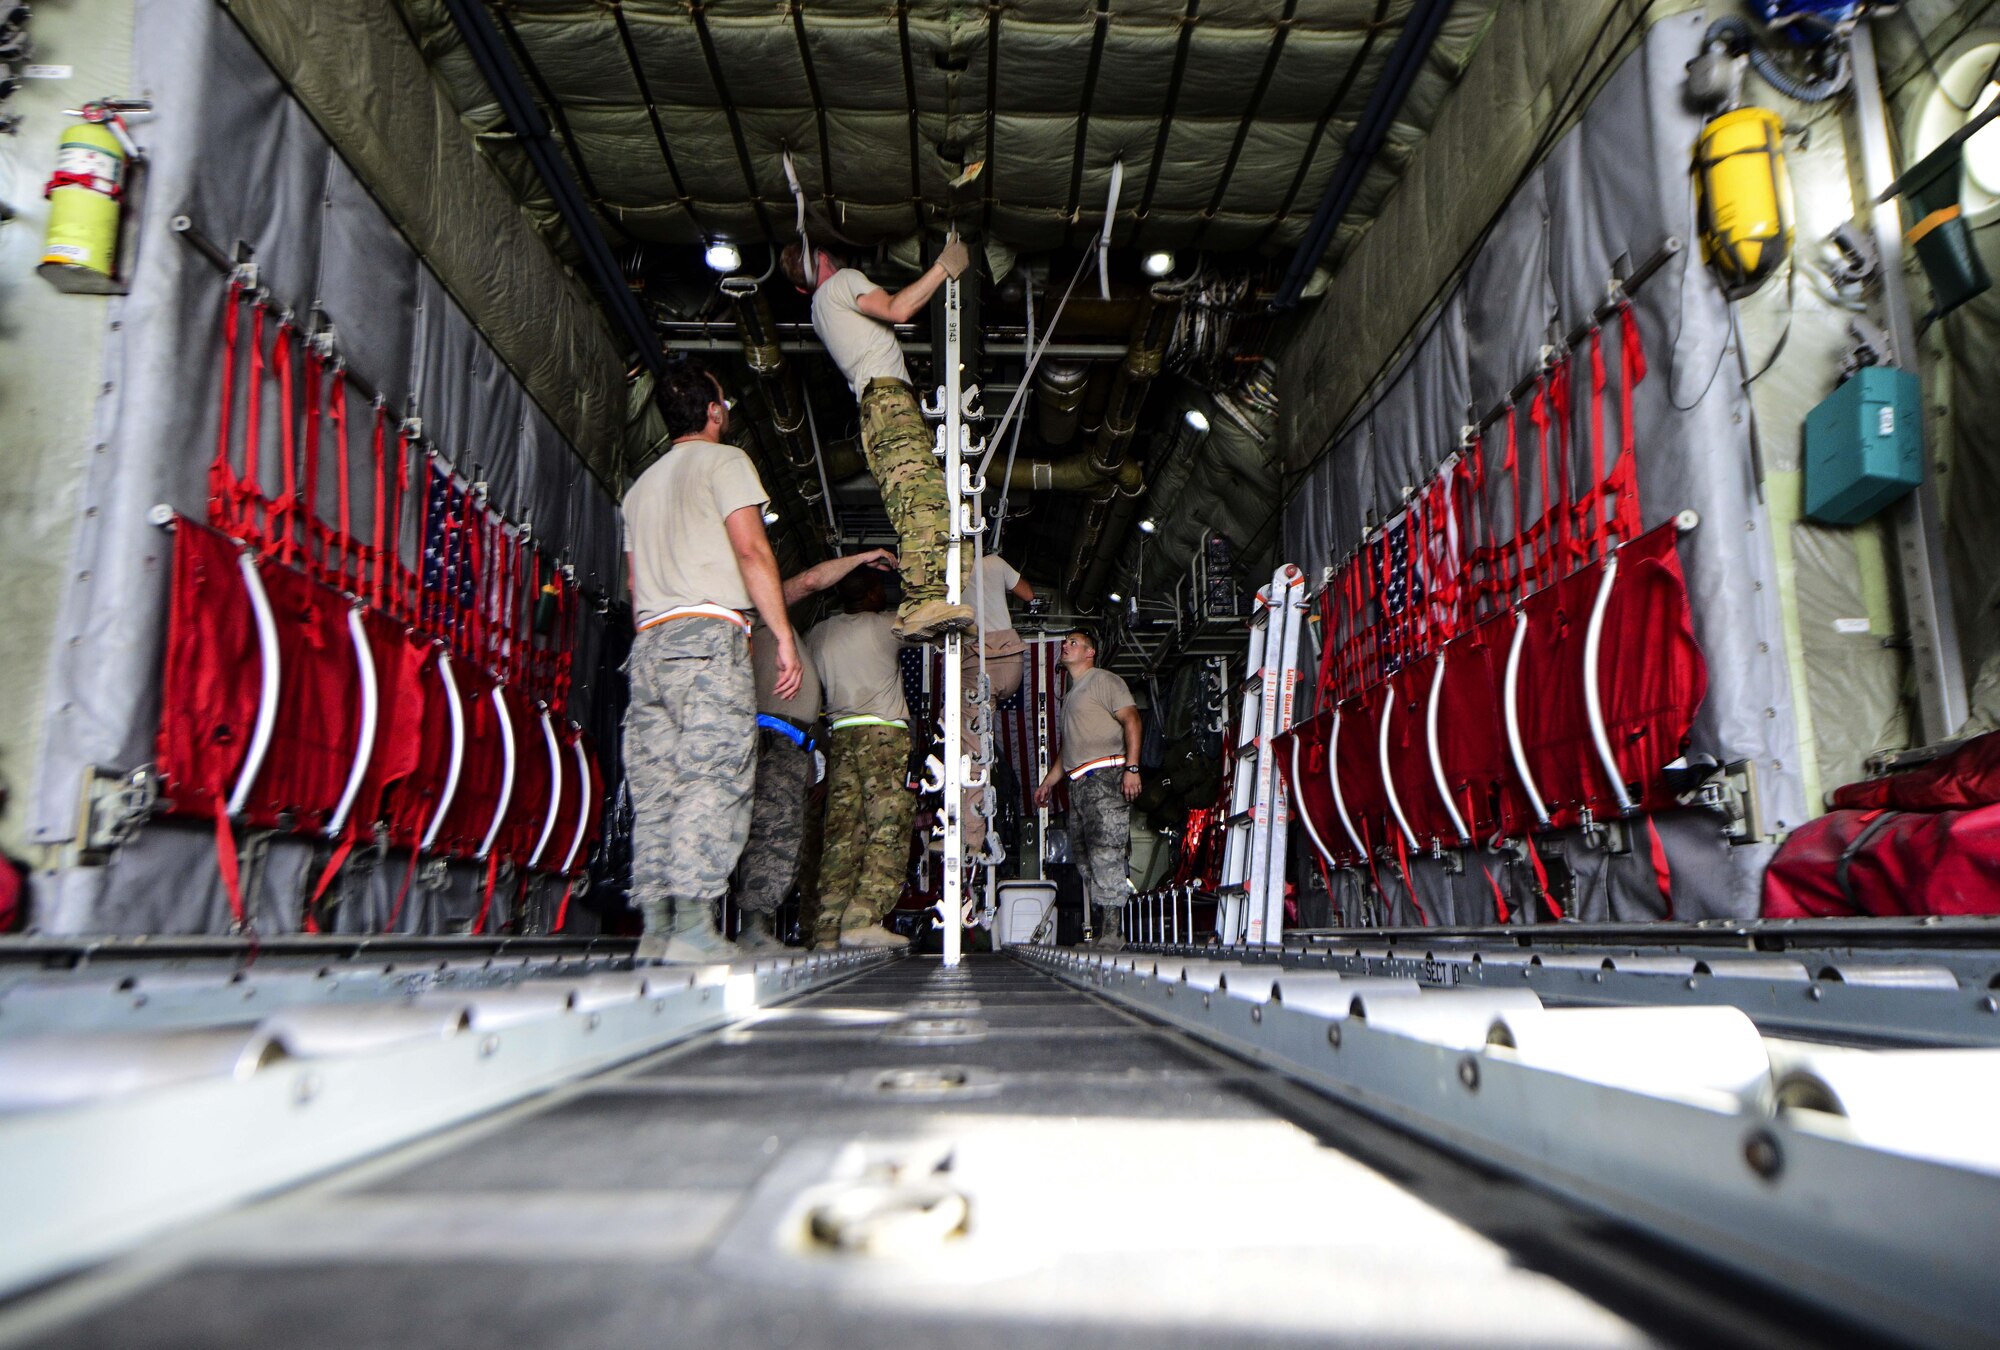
[421,464,476,632]
[1375,509,1424,620]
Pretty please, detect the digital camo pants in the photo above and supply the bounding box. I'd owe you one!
[859,378,968,610]
[623,619,756,906]
[1069,769,1131,917]
[817,723,916,942]
[729,731,811,916]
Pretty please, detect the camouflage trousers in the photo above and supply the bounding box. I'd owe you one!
[859,378,969,611]
[816,723,916,943]
[1068,769,1131,916]
[729,730,811,916]
[959,642,1024,856]
[623,619,756,905]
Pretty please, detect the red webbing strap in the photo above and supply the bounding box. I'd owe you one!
[1613,303,1647,545]
[1528,386,1560,592]
[1575,329,1605,561]
[211,283,243,533]
[1644,817,1675,919]
[1550,357,1580,568]
[368,404,387,608]
[473,852,499,935]
[212,791,248,930]
[1391,829,1430,926]
[557,569,576,707]
[460,486,482,665]
[273,322,299,566]
[1316,586,1339,706]
[393,429,413,622]
[305,831,357,934]
[1526,843,1564,921]
[1519,393,1542,595]
[330,375,352,593]
[1486,860,1511,924]
[301,345,323,578]
[242,305,266,546]
[418,459,437,634]
[553,880,574,933]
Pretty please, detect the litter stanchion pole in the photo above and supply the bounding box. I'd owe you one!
[940,270,965,969]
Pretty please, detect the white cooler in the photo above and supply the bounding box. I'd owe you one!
[994,881,1059,948]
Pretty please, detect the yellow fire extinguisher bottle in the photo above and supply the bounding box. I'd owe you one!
[1693,106,1793,300]
[39,119,127,293]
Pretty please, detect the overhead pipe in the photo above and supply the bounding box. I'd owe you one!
[1272,0,1456,309]
[1070,283,1184,609]
[722,277,822,500]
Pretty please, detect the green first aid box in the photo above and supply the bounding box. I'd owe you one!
[1803,365,1923,526]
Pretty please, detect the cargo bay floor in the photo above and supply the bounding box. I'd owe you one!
[1,955,1874,1349]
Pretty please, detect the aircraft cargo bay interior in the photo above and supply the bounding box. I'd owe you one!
[1,1,1999,1345]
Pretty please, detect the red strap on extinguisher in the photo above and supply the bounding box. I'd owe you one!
[473,852,500,935]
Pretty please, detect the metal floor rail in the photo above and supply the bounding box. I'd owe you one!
[0,942,895,1301]
[1022,945,2000,1346]
[1,952,1923,1349]
[1111,919,2000,1047]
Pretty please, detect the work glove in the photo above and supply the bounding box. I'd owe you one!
[938,238,972,280]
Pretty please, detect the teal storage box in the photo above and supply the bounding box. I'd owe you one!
[1803,365,1923,525]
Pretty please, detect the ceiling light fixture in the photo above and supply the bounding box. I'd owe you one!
[1184,408,1210,433]
[1107,591,1124,603]
[705,242,743,273]
[1138,518,1158,534]
[1141,250,1175,277]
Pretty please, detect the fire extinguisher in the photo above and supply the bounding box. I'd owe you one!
[39,98,150,294]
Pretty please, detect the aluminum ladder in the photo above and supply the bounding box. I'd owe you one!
[1215,563,1306,946]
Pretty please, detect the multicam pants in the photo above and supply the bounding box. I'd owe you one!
[729,730,811,916]
[959,641,1025,856]
[1068,768,1131,916]
[859,378,969,611]
[816,723,916,943]
[623,619,757,906]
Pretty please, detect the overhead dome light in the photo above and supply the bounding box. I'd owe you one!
[1107,591,1124,604]
[1184,408,1210,433]
[705,242,743,274]
[1137,517,1158,535]
[1141,250,1175,277]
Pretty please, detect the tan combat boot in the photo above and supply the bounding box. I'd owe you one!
[894,599,975,642]
[733,910,788,954]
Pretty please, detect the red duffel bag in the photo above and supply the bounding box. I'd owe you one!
[1762,804,2000,918]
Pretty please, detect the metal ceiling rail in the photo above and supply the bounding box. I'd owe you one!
[1134,0,1204,248]
[436,0,662,377]
[1264,0,1393,246]
[689,2,778,247]
[610,1,703,229]
[1196,0,1301,249]
[1023,945,2000,1345]
[1273,0,1456,308]
[0,949,894,1299]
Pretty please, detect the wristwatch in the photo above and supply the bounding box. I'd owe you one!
[1123,765,1141,774]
